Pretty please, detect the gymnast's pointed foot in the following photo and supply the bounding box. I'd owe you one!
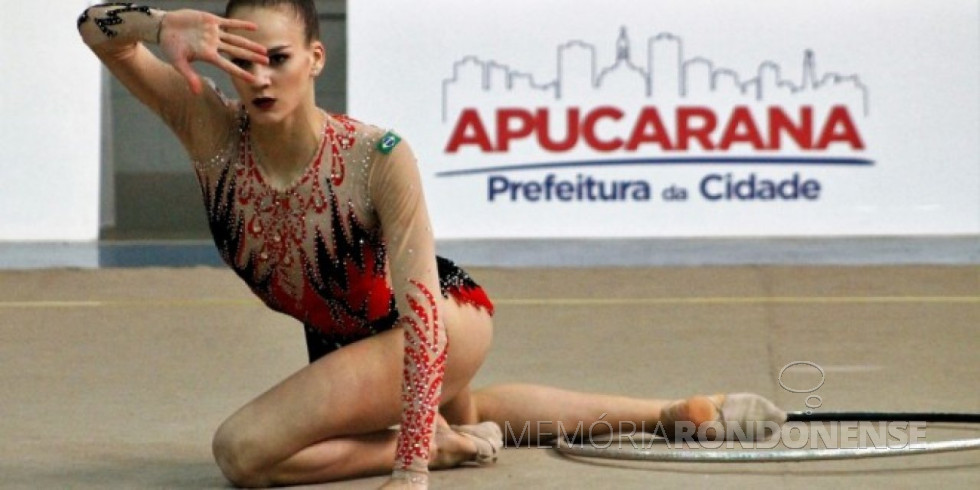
[659,393,787,441]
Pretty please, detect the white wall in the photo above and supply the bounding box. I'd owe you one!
[0,1,102,241]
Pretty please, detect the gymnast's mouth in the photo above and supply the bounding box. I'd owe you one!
[252,97,277,110]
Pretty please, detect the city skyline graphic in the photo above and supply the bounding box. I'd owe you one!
[441,27,870,123]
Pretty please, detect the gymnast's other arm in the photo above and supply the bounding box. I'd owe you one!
[369,138,448,488]
[76,3,268,158]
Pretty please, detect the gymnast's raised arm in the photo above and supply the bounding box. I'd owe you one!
[77,3,268,158]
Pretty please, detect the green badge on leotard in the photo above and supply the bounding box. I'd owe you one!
[377,131,402,154]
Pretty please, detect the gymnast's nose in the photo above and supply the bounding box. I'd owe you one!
[249,64,272,89]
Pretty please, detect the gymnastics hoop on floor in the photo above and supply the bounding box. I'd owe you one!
[786,411,980,424]
[555,411,980,463]
[555,437,980,463]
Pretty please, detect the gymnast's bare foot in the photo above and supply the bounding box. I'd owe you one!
[659,393,787,440]
[659,394,726,438]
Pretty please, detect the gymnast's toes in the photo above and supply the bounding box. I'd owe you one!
[659,394,724,439]
[660,393,786,441]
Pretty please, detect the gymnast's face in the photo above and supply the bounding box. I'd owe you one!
[226,5,324,125]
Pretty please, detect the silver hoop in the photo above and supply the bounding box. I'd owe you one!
[555,435,980,462]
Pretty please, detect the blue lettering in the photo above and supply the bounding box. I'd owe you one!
[700,174,724,201]
[556,182,574,200]
[700,173,821,201]
[487,176,509,202]
[485,174,653,203]
[524,181,542,201]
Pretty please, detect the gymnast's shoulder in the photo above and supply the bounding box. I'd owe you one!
[327,114,410,161]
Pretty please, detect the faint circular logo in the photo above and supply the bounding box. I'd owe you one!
[778,361,825,413]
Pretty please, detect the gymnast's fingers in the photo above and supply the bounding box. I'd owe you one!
[212,56,260,86]
[220,18,259,32]
[221,32,268,60]
[172,57,204,95]
[221,43,268,67]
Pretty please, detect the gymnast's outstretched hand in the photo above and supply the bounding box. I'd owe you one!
[157,10,269,94]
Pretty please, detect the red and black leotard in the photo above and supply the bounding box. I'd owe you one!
[192,106,493,474]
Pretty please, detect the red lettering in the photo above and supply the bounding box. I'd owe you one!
[582,106,624,152]
[537,108,580,152]
[816,106,864,149]
[719,106,765,150]
[445,109,493,153]
[626,107,673,150]
[496,108,536,151]
[769,107,813,149]
[677,107,716,150]
[444,105,865,154]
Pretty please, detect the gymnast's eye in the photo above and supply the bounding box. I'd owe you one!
[231,58,252,70]
[269,53,290,66]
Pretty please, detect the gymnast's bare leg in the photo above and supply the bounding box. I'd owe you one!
[210,299,724,487]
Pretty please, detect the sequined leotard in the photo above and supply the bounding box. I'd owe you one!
[192,105,493,474]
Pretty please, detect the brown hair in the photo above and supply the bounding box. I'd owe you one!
[225,0,320,42]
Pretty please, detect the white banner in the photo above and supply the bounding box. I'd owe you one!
[350,0,980,238]
[0,0,102,241]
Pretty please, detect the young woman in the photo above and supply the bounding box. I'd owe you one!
[78,1,785,488]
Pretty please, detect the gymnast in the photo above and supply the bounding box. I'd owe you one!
[78,1,785,488]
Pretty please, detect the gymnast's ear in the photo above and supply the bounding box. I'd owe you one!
[309,40,325,77]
